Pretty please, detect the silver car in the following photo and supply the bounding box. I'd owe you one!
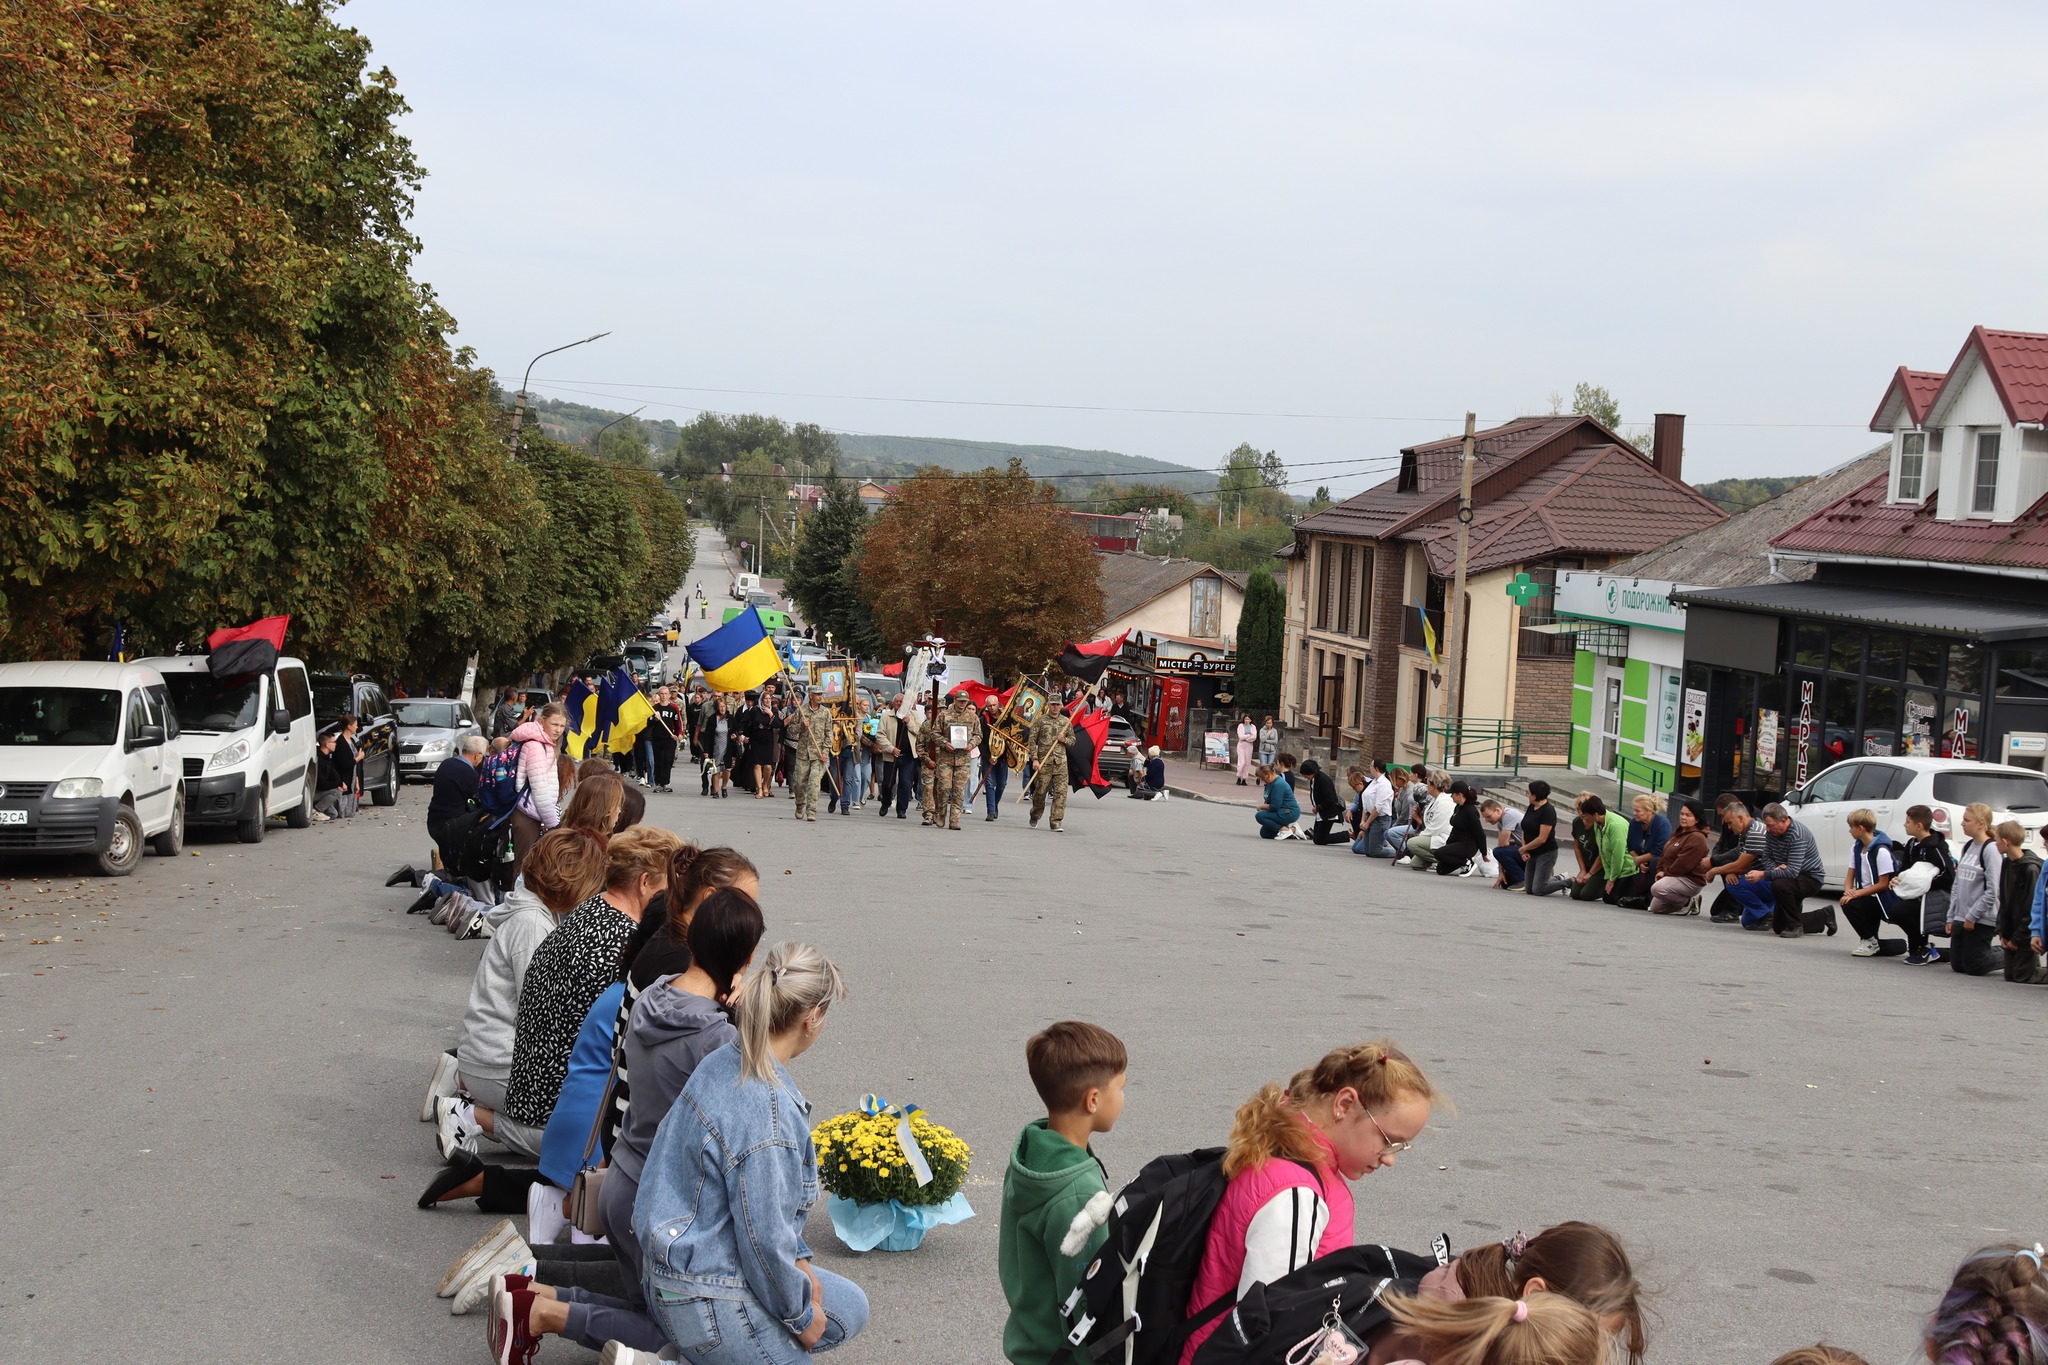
[395,698,482,782]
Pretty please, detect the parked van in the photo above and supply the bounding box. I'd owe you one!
[0,660,186,876]
[730,572,760,600]
[143,654,319,843]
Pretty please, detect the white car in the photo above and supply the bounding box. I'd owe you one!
[143,654,320,843]
[0,660,186,875]
[1780,756,2048,888]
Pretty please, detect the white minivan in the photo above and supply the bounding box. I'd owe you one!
[142,654,319,843]
[0,660,186,876]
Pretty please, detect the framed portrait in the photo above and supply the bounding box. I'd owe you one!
[809,661,850,707]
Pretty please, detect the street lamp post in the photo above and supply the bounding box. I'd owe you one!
[588,404,646,457]
[508,331,610,456]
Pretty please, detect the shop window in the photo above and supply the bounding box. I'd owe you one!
[1820,677,1857,771]
[1907,637,1944,689]
[1860,683,1898,757]
[1995,646,2048,698]
[1867,632,1904,679]
[1828,628,1866,675]
[1794,624,1828,670]
[1944,697,1981,759]
[1947,640,1984,697]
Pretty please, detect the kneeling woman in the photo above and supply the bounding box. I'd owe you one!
[633,942,866,1363]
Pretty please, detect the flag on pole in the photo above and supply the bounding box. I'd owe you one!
[687,608,783,694]
[562,676,599,760]
[1056,630,1130,684]
[1416,601,1438,666]
[1064,699,1113,798]
[604,667,656,755]
[206,614,291,677]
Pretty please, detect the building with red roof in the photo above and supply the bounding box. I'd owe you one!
[1673,326,2048,802]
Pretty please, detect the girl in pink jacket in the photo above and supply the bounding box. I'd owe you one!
[1182,1041,1438,1363]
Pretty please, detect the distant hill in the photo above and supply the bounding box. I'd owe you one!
[518,396,684,453]
[832,434,1216,491]
[1692,475,1810,514]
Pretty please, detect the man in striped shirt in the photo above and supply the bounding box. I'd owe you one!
[1757,802,1830,937]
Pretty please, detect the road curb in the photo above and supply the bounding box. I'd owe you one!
[1166,784,1259,808]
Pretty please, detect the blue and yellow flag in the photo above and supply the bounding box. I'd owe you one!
[562,676,599,760]
[687,607,782,694]
[604,667,656,755]
[1416,600,1439,666]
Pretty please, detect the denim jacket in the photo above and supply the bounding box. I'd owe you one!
[632,1040,820,1337]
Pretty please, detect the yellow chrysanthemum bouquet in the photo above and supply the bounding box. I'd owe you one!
[813,1096,976,1251]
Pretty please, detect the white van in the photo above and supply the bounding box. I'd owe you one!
[141,654,319,843]
[0,660,186,876]
[730,572,760,601]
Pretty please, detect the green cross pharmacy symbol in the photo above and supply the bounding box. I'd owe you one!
[1504,573,1542,605]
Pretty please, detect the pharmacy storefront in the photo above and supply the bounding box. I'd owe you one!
[1553,571,1692,787]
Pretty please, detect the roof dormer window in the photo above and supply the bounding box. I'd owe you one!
[1896,432,1927,501]
[1972,431,2001,515]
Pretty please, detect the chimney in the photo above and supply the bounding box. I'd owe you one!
[1651,413,1685,483]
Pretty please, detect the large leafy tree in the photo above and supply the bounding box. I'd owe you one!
[1233,566,1284,710]
[785,468,882,660]
[857,460,1103,682]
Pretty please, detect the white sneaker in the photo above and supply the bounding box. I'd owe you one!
[436,1218,520,1297]
[422,1050,460,1122]
[435,1094,478,1161]
[1851,938,1883,957]
[527,1180,568,1247]
[1455,860,1478,877]
[601,1342,679,1364]
[451,1247,536,1315]
[310,811,330,823]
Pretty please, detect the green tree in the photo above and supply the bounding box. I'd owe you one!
[786,467,883,659]
[1218,443,1265,519]
[1308,486,1333,513]
[1232,566,1285,710]
[1570,382,1621,429]
[592,415,653,467]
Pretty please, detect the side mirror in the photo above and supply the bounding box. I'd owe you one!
[271,707,292,734]
[1782,788,1804,807]
[128,723,165,751]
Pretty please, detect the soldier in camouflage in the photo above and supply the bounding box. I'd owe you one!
[790,690,836,822]
[1027,699,1074,832]
[930,689,980,831]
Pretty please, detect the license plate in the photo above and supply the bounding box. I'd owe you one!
[0,809,26,825]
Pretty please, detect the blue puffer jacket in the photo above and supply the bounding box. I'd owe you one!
[632,1040,820,1339]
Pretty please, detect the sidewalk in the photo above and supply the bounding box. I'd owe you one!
[1161,755,1263,806]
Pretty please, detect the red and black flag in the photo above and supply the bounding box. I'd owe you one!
[206,614,290,678]
[1064,699,1113,798]
[1056,630,1129,684]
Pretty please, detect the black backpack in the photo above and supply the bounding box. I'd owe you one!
[1062,1148,1233,1365]
[1189,1241,1447,1365]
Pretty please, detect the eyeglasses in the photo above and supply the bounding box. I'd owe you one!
[1365,1109,1415,1157]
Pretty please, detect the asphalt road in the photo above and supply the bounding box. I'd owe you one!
[9,672,2048,1363]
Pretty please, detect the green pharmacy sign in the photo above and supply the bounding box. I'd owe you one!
[1504,573,1542,606]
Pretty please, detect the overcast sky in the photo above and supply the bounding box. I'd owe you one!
[347,1,2048,495]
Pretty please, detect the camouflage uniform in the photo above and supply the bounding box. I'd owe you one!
[791,702,835,820]
[1028,705,1073,830]
[919,704,941,825]
[930,696,980,831]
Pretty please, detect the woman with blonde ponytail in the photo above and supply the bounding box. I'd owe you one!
[625,942,867,1365]
[1378,1292,1602,1365]
[1182,1041,1439,1362]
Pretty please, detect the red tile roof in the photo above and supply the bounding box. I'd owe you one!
[1868,367,1947,431]
[1295,414,1723,572]
[1772,470,2048,571]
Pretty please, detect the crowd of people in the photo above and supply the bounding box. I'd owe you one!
[354,685,2041,1365]
[1249,751,2048,981]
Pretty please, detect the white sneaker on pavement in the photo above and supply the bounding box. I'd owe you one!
[1851,938,1883,957]
[436,1219,520,1297]
[451,1247,536,1315]
[527,1180,569,1247]
[600,1342,680,1364]
[421,1050,460,1122]
[434,1094,478,1161]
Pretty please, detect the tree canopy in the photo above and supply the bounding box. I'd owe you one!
[1232,566,1284,711]
[857,460,1103,682]
[785,467,883,660]
[0,0,689,681]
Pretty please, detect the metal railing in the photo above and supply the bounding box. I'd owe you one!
[1422,717,1575,775]
[1615,753,1668,807]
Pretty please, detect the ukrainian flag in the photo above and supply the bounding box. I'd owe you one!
[562,676,599,760]
[604,667,656,755]
[687,607,782,693]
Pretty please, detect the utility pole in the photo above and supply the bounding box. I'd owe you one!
[1440,411,1478,766]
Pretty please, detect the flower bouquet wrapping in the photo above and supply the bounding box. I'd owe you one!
[813,1095,974,1252]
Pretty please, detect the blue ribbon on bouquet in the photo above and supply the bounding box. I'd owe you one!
[860,1094,934,1187]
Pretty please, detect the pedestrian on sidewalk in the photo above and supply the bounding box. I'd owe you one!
[1235,713,1257,786]
[1257,716,1278,768]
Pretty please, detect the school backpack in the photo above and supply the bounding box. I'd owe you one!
[476,740,527,817]
[1189,1240,1447,1365]
[1062,1147,1232,1365]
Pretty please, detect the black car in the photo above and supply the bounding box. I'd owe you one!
[310,672,401,806]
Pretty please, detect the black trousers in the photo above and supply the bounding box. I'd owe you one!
[1433,838,1483,874]
[429,811,486,875]
[881,758,920,815]
[649,738,675,788]
[1842,895,1887,940]
[1886,897,1929,953]
[1950,925,2005,976]
[1311,816,1348,844]
[1770,872,1824,933]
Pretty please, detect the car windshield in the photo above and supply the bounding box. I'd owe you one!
[0,687,122,746]
[162,672,262,732]
[311,676,353,721]
[394,700,461,727]
[1933,769,2048,813]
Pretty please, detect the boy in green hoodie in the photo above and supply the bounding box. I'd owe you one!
[1000,1020,1129,1365]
